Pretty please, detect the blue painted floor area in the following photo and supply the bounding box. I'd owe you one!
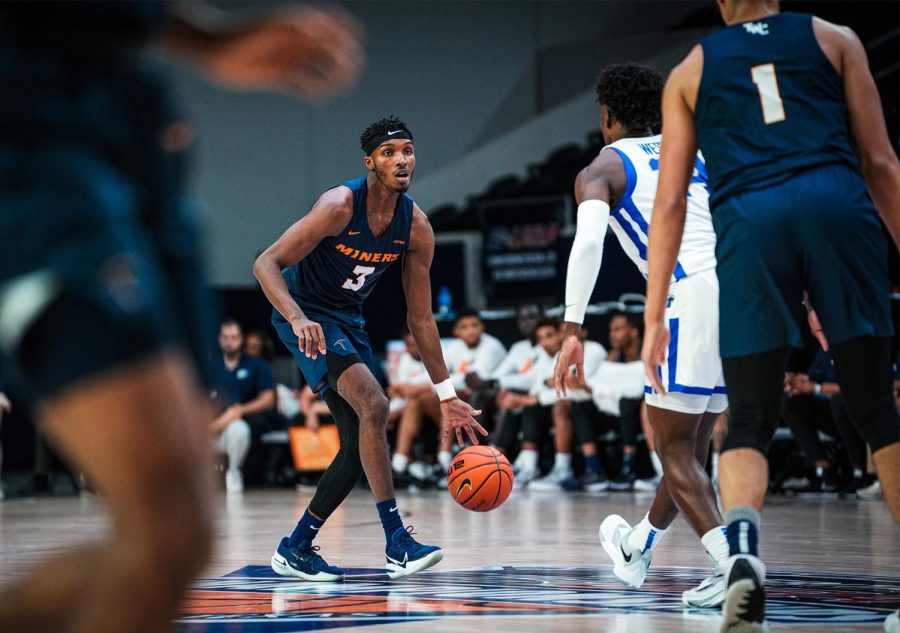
[174,565,898,631]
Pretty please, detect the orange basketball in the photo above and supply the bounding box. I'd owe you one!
[447,446,514,512]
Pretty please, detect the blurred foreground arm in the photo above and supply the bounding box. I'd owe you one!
[163,5,364,102]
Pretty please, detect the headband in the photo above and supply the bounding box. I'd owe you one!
[363,129,413,155]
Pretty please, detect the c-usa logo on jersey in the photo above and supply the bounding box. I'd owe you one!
[743,21,769,36]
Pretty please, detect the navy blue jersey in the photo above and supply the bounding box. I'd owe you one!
[695,13,859,208]
[0,1,167,52]
[216,354,275,406]
[283,177,413,327]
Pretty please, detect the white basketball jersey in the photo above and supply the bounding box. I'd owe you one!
[604,134,717,281]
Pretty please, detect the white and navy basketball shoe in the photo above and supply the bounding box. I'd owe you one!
[599,514,651,588]
[720,554,767,632]
[271,537,345,582]
[884,608,899,633]
[385,526,443,579]
[682,567,726,608]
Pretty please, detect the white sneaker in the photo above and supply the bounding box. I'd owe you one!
[408,461,432,481]
[885,608,899,633]
[682,568,726,608]
[781,476,810,491]
[515,466,538,487]
[633,478,659,492]
[858,480,883,500]
[599,514,651,588]
[225,469,244,494]
[529,466,573,491]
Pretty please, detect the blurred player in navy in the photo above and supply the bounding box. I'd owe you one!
[641,1,900,631]
[254,116,485,581]
[0,2,363,632]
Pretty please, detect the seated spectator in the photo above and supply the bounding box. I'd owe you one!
[211,319,277,493]
[245,329,276,362]
[390,329,438,481]
[530,324,609,491]
[491,304,545,389]
[781,346,867,494]
[486,304,547,456]
[586,312,647,490]
[439,308,505,470]
[298,384,331,432]
[244,328,303,423]
[496,318,565,485]
[444,308,507,395]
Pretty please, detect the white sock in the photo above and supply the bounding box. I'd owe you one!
[650,451,664,478]
[392,453,409,474]
[626,513,667,553]
[438,451,453,472]
[701,525,730,570]
[554,453,572,471]
[517,449,538,472]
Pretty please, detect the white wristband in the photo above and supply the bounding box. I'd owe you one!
[813,383,822,395]
[434,378,457,402]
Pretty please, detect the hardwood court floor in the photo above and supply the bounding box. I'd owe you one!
[1,485,897,632]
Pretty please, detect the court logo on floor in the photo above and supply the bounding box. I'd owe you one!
[175,565,897,631]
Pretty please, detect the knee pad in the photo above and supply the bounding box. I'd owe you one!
[720,403,780,455]
[843,395,900,453]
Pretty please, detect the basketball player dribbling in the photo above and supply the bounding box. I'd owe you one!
[254,116,486,582]
[642,1,900,630]
[555,63,730,609]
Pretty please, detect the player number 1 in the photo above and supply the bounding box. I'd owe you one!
[751,63,786,124]
[342,265,375,291]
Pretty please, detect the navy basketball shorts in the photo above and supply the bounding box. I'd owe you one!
[712,162,894,359]
[272,311,381,395]
[0,149,214,403]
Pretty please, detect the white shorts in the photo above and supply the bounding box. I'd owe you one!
[645,269,728,415]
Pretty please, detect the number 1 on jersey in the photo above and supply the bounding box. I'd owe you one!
[751,63,786,124]
[342,265,375,292]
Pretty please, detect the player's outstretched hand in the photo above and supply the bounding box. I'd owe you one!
[204,7,364,102]
[291,316,326,359]
[440,398,487,447]
[642,319,669,395]
[554,334,584,398]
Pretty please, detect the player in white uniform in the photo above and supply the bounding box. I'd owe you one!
[554,64,729,608]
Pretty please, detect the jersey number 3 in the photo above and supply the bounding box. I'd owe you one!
[342,265,375,292]
[751,63,786,124]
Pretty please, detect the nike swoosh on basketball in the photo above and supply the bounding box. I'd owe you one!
[348,230,361,236]
[455,478,472,497]
[621,545,633,563]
